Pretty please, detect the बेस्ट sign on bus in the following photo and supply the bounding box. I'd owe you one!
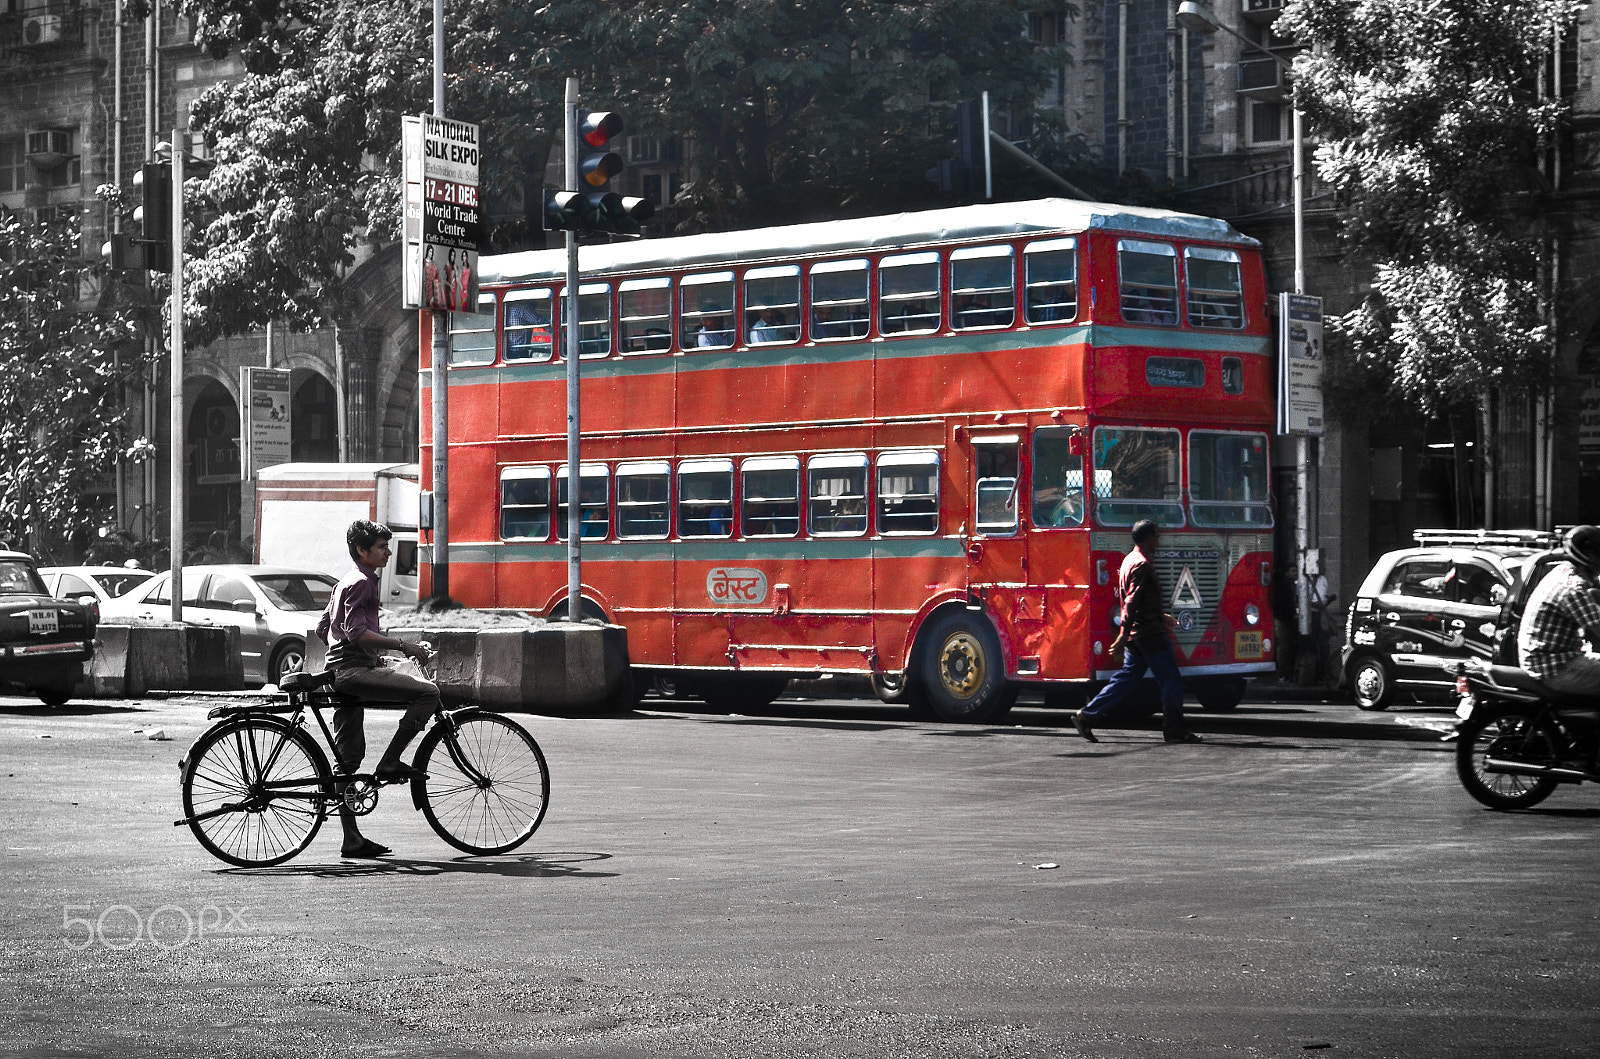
[402,115,483,313]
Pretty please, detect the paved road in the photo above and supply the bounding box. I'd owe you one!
[1,687,1595,1058]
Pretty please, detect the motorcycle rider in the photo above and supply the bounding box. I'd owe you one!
[1516,524,1600,695]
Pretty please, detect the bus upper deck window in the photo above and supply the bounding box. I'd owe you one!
[1024,238,1077,324]
[744,265,801,346]
[556,464,610,540]
[558,284,613,359]
[618,277,673,355]
[808,454,869,537]
[742,456,801,537]
[810,259,870,341]
[879,251,940,335]
[877,451,940,535]
[972,435,1020,535]
[678,459,734,538]
[1092,427,1184,527]
[500,466,551,540]
[680,271,736,350]
[1031,428,1085,528]
[448,293,497,365]
[1185,247,1245,329]
[1117,240,1179,326]
[503,288,554,363]
[616,461,671,538]
[951,246,1015,331]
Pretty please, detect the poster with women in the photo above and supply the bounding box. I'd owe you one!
[401,115,483,311]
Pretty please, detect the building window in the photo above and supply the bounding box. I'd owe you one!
[0,136,26,193]
[1249,99,1290,145]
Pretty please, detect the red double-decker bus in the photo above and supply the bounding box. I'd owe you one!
[420,198,1276,721]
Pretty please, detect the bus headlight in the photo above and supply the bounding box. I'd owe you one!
[1093,640,1104,655]
[1110,607,1122,627]
[1244,603,1260,626]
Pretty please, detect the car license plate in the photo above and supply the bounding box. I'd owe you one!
[28,609,59,636]
[1235,631,1263,660]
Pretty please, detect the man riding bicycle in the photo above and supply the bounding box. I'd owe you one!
[317,519,440,858]
[1517,524,1600,696]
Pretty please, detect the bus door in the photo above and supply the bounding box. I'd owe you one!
[967,435,1029,631]
[1027,422,1093,680]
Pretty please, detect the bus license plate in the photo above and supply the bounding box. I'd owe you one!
[1235,631,1263,660]
[29,609,59,636]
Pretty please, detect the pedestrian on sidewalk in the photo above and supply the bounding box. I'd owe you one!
[1073,519,1202,745]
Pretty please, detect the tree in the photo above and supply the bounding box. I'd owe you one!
[170,0,1073,343]
[1280,0,1581,414]
[0,209,140,557]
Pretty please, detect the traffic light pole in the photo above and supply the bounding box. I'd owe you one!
[564,76,582,621]
[168,134,185,622]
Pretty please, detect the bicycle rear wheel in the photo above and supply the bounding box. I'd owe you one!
[181,717,333,867]
[414,711,550,855]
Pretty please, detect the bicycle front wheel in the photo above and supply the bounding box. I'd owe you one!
[181,717,333,867]
[414,712,550,855]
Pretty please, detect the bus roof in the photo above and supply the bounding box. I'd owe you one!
[478,197,1259,286]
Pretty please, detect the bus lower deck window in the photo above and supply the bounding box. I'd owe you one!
[557,465,610,540]
[808,455,869,536]
[500,467,552,540]
[1031,428,1085,528]
[616,462,671,538]
[678,460,734,538]
[742,457,801,537]
[878,451,940,534]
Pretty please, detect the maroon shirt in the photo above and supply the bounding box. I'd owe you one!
[317,562,383,669]
[1117,549,1170,654]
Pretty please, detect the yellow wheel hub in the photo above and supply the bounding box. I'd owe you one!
[937,632,985,699]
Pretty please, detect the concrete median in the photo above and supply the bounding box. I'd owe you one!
[84,623,246,697]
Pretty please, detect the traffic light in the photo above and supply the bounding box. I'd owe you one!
[538,111,655,235]
[101,161,172,273]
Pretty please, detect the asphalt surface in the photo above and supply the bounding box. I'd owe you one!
[1,685,1596,1059]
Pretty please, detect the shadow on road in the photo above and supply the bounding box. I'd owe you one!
[0,700,152,717]
[215,850,617,879]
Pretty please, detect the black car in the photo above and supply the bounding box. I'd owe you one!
[0,550,97,705]
[1341,530,1560,710]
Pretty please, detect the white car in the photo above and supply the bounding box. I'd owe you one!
[101,565,337,686]
[39,566,156,606]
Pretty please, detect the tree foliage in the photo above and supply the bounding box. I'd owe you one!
[0,210,140,556]
[167,0,1072,343]
[1280,0,1580,412]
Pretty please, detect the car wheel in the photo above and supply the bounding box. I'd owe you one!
[270,639,306,685]
[1350,655,1394,711]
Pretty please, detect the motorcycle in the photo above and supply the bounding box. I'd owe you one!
[1451,658,1600,810]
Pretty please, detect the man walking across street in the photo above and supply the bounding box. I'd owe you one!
[1073,519,1202,744]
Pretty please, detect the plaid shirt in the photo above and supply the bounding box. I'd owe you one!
[1517,561,1600,680]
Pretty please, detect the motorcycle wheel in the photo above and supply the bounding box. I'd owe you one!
[1455,707,1562,810]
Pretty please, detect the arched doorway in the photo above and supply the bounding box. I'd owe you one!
[291,370,340,462]
[187,378,242,553]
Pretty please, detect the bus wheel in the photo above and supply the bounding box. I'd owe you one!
[918,611,1016,724]
[691,675,790,711]
[1190,676,1247,712]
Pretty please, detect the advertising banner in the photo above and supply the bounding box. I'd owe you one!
[1277,292,1324,438]
[402,115,483,312]
[240,366,292,478]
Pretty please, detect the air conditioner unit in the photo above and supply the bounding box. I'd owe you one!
[628,137,662,165]
[1238,55,1289,101]
[25,128,72,163]
[22,14,64,46]
[1241,0,1283,23]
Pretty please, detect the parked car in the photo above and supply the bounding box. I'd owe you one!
[0,551,97,705]
[39,565,155,605]
[101,565,337,686]
[1341,529,1559,710]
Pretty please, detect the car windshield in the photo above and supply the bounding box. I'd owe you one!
[0,560,47,596]
[253,574,337,611]
[90,570,154,597]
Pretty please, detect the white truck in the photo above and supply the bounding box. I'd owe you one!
[254,463,421,604]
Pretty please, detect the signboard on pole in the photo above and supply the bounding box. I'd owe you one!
[240,366,292,479]
[1277,292,1324,437]
[401,114,483,312]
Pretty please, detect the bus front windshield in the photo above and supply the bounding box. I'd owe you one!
[1189,431,1273,528]
[1092,427,1183,527]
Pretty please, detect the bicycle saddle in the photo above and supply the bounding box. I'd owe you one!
[280,670,335,693]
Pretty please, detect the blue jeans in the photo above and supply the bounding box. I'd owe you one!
[1079,645,1188,735]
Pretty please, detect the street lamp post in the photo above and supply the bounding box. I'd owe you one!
[1176,0,1319,653]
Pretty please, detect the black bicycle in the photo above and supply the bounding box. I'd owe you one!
[176,669,550,867]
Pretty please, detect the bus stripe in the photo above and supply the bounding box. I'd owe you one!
[432,538,967,564]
